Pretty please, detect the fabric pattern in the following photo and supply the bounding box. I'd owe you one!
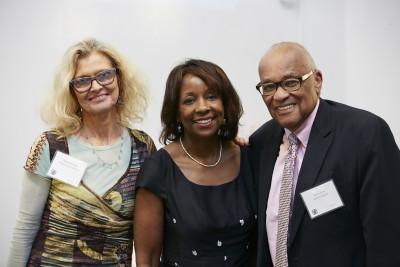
[24,133,49,175]
[25,129,155,266]
[275,134,299,267]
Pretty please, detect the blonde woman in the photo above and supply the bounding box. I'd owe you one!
[8,38,155,266]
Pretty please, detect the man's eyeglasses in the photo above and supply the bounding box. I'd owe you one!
[256,70,314,96]
[70,68,117,93]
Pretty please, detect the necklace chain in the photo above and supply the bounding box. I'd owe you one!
[84,134,125,169]
[179,137,222,168]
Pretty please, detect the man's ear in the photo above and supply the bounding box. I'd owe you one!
[314,69,323,96]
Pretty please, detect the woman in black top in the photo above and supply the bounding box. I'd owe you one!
[134,59,257,266]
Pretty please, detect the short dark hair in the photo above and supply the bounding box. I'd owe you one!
[160,59,243,144]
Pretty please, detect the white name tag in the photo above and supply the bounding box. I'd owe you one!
[46,151,87,187]
[300,180,344,219]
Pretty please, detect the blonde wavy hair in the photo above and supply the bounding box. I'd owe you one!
[41,38,147,137]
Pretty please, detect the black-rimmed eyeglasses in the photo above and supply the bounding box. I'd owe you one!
[256,70,314,96]
[70,67,117,93]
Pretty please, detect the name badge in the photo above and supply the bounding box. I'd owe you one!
[46,151,87,187]
[300,180,344,219]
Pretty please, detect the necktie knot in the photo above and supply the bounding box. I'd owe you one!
[287,133,299,158]
[288,133,299,146]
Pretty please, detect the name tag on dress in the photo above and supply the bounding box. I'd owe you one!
[46,151,87,187]
[300,180,344,219]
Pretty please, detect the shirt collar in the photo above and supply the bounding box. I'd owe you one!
[284,99,320,148]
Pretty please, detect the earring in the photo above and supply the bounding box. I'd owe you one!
[77,107,83,117]
[218,118,228,137]
[177,122,182,134]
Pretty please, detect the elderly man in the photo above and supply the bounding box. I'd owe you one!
[249,42,400,267]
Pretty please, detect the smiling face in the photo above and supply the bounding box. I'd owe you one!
[178,74,225,140]
[73,51,119,117]
[258,44,322,132]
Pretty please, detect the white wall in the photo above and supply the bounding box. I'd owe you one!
[1,0,398,264]
[345,0,400,135]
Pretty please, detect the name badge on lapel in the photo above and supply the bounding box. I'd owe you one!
[46,151,87,187]
[300,179,344,219]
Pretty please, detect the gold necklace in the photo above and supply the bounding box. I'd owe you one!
[179,137,222,168]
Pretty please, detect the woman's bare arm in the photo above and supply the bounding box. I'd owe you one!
[134,188,164,267]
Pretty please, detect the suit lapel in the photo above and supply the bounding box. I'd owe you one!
[258,123,283,213]
[256,122,283,264]
[288,100,334,248]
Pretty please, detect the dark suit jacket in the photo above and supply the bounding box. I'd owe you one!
[249,99,400,267]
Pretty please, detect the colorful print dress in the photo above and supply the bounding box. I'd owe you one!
[24,129,155,266]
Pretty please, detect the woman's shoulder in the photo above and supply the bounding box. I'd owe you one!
[24,131,54,175]
[163,141,180,158]
[136,148,171,199]
[144,147,171,164]
[139,147,178,180]
[223,141,241,161]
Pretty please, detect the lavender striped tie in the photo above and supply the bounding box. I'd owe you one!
[275,133,299,267]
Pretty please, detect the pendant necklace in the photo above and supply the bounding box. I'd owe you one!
[179,137,222,168]
[84,132,125,169]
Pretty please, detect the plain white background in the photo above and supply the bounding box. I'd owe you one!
[1,0,399,265]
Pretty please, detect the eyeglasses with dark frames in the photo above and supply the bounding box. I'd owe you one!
[256,70,314,96]
[70,67,117,93]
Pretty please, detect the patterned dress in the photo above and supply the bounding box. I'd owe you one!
[24,129,155,266]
